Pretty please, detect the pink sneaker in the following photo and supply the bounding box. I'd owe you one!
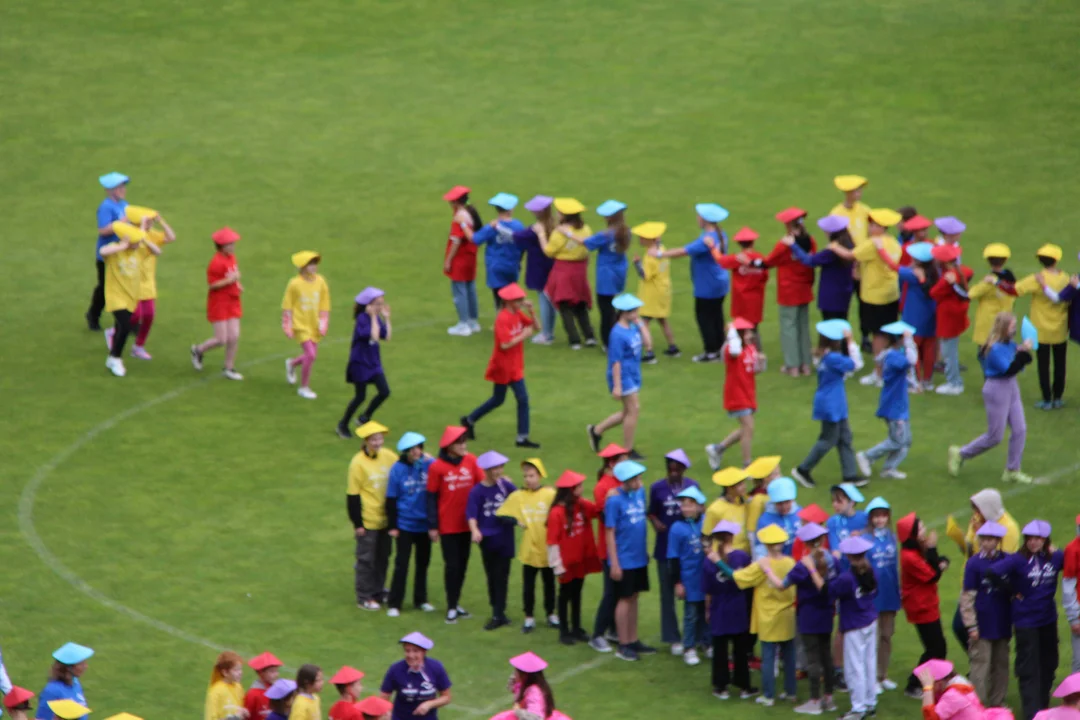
[131,345,152,360]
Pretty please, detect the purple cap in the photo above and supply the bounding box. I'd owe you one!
[355,287,384,305]
[934,216,966,235]
[712,520,741,535]
[817,215,850,234]
[796,522,828,543]
[265,679,297,700]
[1023,519,1052,538]
[976,521,1007,538]
[477,450,509,470]
[524,195,553,213]
[400,631,434,650]
[664,448,692,469]
[838,535,874,555]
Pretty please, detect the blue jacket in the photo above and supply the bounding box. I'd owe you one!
[473,219,525,289]
[898,267,937,338]
[877,344,915,421]
[584,229,629,297]
[812,351,856,422]
[386,457,434,533]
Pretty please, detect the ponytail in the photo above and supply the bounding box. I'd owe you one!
[610,216,631,254]
[464,203,483,232]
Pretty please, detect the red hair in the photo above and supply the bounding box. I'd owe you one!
[210,651,244,686]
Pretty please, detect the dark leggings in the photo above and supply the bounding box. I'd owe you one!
[694,296,726,355]
[492,288,503,313]
[387,531,431,610]
[592,562,617,639]
[597,294,616,346]
[480,542,512,619]
[802,632,835,699]
[1036,342,1067,402]
[906,620,948,691]
[87,260,106,324]
[1016,622,1058,720]
[558,302,595,346]
[440,532,472,610]
[523,565,555,617]
[712,632,752,692]
[340,373,391,426]
[110,309,134,358]
[558,577,584,636]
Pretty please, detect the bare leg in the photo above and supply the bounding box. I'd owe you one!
[197,321,228,354]
[616,598,633,645]
[659,318,676,345]
[739,414,755,466]
[628,594,639,643]
[224,318,241,369]
[621,394,640,449]
[595,397,626,435]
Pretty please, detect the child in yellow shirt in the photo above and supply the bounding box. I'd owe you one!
[632,222,679,361]
[290,665,323,720]
[123,206,176,361]
[204,651,246,720]
[100,218,159,377]
[703,468,751,552]
[282,252,331,399]
[1016,244,1071,408]
[968,243,1017,345]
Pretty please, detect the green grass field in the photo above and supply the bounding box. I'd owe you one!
[4,0,1080,717]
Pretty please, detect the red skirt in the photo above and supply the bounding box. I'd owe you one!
[544,259,591,307]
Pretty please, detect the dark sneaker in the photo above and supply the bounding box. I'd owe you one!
[336,423,353,439]
[86,312,102,332]
[642,350,658,365]
[664,345,681,357]
[628,449,646,461]
[559,634,576,646]
[586,425,601,453]
[631,640,657,655]
[792,467,816,489]
[515,438,541,449]
[483,617,510,631]
[460,416,475,440]
[615,645,639,661]
[572,628,590,642]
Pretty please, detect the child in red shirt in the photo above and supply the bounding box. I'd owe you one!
[461,283,540,448]
[765,208,817,376]
[705,319,762,468]
[427,425,481,623]
[328,666,365,720]
[442,185,481,336]
[245,653,283,720]
[929,245,974,396]
[1064,515,1080,672]
[548,470,602,645]
[590,443,629,649]
[898,513,951,696]
[191,227,244,379]
[711,227,769,328]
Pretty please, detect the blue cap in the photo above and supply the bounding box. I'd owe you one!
[396,431,426,452]
[596,200,627,217]
[881,320,915,336]
[865,496,891,513]
[53,642,94,665]
[613,460,646,482]
[675,486,707,505]
[816,318,851,341]
[1021,316,1039,351]
[766,477,797,503]
[265,679,298,700]
[695,203,729,223]
[611,293,644,312]
[906,242,934,263]
[832,482,865,503]
[98,172,129,190]
[488,192,519,210]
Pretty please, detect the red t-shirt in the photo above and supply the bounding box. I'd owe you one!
[929,266,974,339]
[206,251,242,321]
[764,239,816,307]
[547,500,602,582]
[900,548,941,624]
[244,686,270,720]
[716,250,769,324]
[427,454,480,534]
[485,309,533,384]
[593,474,620,561]
[444,215,477,283]
[723,341,758,412]
[328,700,362,720]
[1063,537,1080,579]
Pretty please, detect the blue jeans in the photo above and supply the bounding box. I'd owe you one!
[761,639,797,699]
[682,600,707,649]
[539,291,556,339]
[451,281,479,324]
[941,337,962,387]
[467,379,529,437]
[864,418,912,470]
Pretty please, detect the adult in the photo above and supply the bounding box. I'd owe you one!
[764,208,817,376]
[647,449,699,652]
[606,460,656,662]
[191,227,244,380]
[541,198,596,349]
[86,172,130,331]
[385,432,436,617]
[585,200,631,347]
[337,287,392,439]
[513,195,557,345]
[380,633,451,720]
[427,426,481,624]
[442,185,481,336]
[244,652,283,720]
[347,421,398,611]
[472,193,525,311]
[36,643,92,720]
[853,209,903,386]
[489,652,571,720]
[829,175,872,349]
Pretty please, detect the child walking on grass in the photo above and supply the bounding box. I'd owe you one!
[282,251,330,400]
[856,321,917,479]
[705,319,762,469]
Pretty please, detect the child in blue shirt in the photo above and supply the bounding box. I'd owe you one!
[857,321,918,479]
[667,486,708,666]
[385,432,436,615]
[473,193,525,311]
[754,477,802,558]
[827,483,868,562]
[865,497,901,692]
[898,244,939,390]
[605,460,656,661]
[584,200,630,347]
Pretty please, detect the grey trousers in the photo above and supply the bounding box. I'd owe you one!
[969,637,1010,708]
[799,419,858,478]
[779,304,813,369]
[355,530,393,603]
[656,558,681,644]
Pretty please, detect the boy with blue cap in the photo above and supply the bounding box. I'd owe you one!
[385,432,436,617]
[87,172,130,331]
[584,200,630,346]
[472,193,525,311]
[37,643,93,720]
[856,321,918,479]
[667,485,708,666]
[605,460,656,661]
[753,478,801,559]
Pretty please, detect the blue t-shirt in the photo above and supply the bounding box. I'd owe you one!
[386,458,433,533]
[876,348,911,421]
[380,658,452,720]
[666,516,705,602]
[95,197,129,261]
[982,342,1019,378]
[36,678,88,720]
[812,351,855,422]
[473,219,525,289]
[607,322,642,393]
[754,510,801,558]
[684,231,729,299]
[584,229,629,296]
[869,527,901,612]
[898,267,937,338]
[605,487,648,570]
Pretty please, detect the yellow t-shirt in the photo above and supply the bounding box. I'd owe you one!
[282,273,331,344]
[498,486,557,567]
[734,557,796,642]
[703,497,749,552]
[347,447,398,530]
[853,236,902,305]
[638,246,672,318]
[829,201,871,246]
[968,278,1017,345]
[104,245,142,312]
[1016,271,1071,344]
[137,229,166,301]
[205,681,245,720]
[289,693,321,720]
[965,511,1021,555]
[543,226,592,261]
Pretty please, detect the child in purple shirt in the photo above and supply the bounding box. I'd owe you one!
[513,195,558,344]
[959,520,1012,708]
[831,536,879,719]
[466,451,518,631]
[702,520,757,700]
[782,523,838,713]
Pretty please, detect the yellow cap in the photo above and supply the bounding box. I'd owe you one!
[553,197,585,215]
[712,467,749,487]
[111,221,147,243]
[1037,244,1063,262]
[745,456,781,480]
[356,420,390,439]
[522,457,547,478]
[146,228,167,245]
[982,243,1011,260]
[106,714,144,720]
[868,208,902,228]
[292,251,321,268]
[124,205,158,224]
[834,175,867,192]
[632,222,667,240]
[756,524,790,545]
[48,701,92,720]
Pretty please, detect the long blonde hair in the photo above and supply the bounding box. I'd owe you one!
[981,312,1016,355]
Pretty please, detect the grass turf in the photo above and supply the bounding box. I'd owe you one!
[3,0,1080,717]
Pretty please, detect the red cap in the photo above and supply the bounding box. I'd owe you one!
[732,317,755,331]
[1075,514,1080,526]
[357,696,394,717]
[331,666,366,684]
[897,512,918,543]
[439,426,467,448]
[797,503,829,525]
[212,227,241,245]
[3,687,35,710]
[775,207,808,224]
[932,244,962,263]
[733,227,759,243]
[902,214,933,232]
[597,443,629,459]
[555,470,586,489]
[497,283,526,301]
[248,652,283,671]
[442,185,470,202]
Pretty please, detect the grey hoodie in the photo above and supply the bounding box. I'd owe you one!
[971,488,1005,522]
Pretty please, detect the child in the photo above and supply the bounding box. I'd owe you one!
[513,195,557,345]
[264,679,296,720]
[830,176,870,350]
[329,666,365,720]
[792,319,865,489]
[853,208,904,384]
[338,287,392,438]
[632,221,680,360]
[348,421,397,611]
[704,520,757,700]
[192,227,243,380]
[461,283,540,448]
[898,243,939,389]
[765,208,817,377]
[547,470,601,645]
[705,319,763,468]
[467,450,518,630]
[832,536,880,720]
[666,486,708,665]
[496,458,558,634]
[356,696,393,720]
[898,513,950,698]
[754,478,801,558]
[282,251,331,400]
[585,200,630,346]
[442,185,481,336]
[1064,516,1080,674]
[1047,269,1080,364]
[744,456,783,545]
[930,244,974,395]
[865,497,901,693]
[472,193,525,311]
[245,652,283,720]
[100,218,158,377]
[788,216,855,330]
[291,665,323,720]
[898,213,932,262]
[934,216,966,255]
[703,467,751,553]
[541,198,596,349]
[205,651,246,720]
[648,449,700,652]
[913,659,986,720]
[969,243,1017,347]
[605,460,655,661]
[783,523,838,715]
[385,431,435,617]
[1016,244,1071,409]
[589,443,631,652]
[490,652,572,720]
[827,483,868,562]
[856,322,918,478]
[124,205,176,360]
[3,687,34,720]
[427,425,481,624]
[710,226,768,340]
[960,521,1011,708]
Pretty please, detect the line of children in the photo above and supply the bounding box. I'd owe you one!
[709,226,768,349]
[282,251,331,399]
[787,216,855,336]
[541,198,596,349]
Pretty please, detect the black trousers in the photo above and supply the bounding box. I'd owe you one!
[558,302,595,346]
[441,532,472,610]
[87,260,106,324]
[803,632,835,698]
[480,542,511,619]
[592,562,617,639]
[1016,623,1059,720]
[694,296,726,354]
[712,632,752,692]
[387,531,431,610]
[110,309,134,358]
[557,577,584,635]
[523,565,555,617]
[340,373,391,426]
[597,294,616,347]
[906,620,948,691]
[1036,342,1067,402]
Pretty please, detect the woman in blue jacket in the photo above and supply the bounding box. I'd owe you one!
[473,193,525,311]
[585,200,630,347]
[385,432,436,617]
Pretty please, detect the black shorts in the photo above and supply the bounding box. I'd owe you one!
[819,309,848,321]
[613,566,650,599]
[862,301,899,333]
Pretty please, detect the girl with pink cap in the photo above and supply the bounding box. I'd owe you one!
[489,652,571,720]
[1035,674,1080,720]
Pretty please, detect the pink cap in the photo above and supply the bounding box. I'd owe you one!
[509,651,548,674]
[1054,672,1080,698]
[914,659,954,681]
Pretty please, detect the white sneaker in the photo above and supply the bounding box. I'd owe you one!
[921,381,936,392]
[683,649,700,666]
[671,643,684,656]
[530,333,552,345]
[297,386,317,399]
[795,699,823,715]
[468,320,482,333]
[880,469,907,479]
[588,637,612,653]
[285,358,297,385]
[387,608,400,618]
[104,327,115,350]
[222,368,244,381]
[880,678,898,691]
[547,613,560,626]
[706,645,714,659]
[105,356,126,377]
[190,345,204,371]
[705,443,725,471]
[859,372,882,387]
[419,603,436,612]
[447,323,472,336]
[756,696,775,707]
[876,682,884,695]
[936,383,964,396]
[855,451,872,478]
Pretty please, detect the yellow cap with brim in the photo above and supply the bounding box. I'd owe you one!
[712,467,749,487]
[124,205,158,224]
[632,222,667,240]
[834,175,867,192]
[356,420,389,439]
[756,524,790,545]
[982,243,1011,260]
[292,251,321,268]
[869,208,902,228]
[1037,244,1063,262]
[147,228,166,245]
[111,221,147,243]
[553,197,585,215]
[105,714,144,720]
[745,456,781,480]
[522,457,547,478]
[48,701,91,720]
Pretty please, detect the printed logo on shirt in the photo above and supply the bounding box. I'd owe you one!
[443,468,474,492]
[403,471,426,496]
[1025,558,1058,588]
[495,224,515,245]
[401,677,437,702]
[624,494,646,525]
[687,532,702,556]
[521,501,547,527]
[119,255,139,277]
[482,491,508,517]
[299,291,320,313]
[736,265,766,277]
[569,508,588,537]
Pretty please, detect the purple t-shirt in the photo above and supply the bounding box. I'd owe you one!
[963,552,1013,640]
[512,227,556,291]
[466,479,517,558]
[786,554,838,635]
[347,314,388,383]
[989,550,1065,629]
[830,569,878,632]
[380,658,452,720]
[703,550,750,636]
[648,476,700,560]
